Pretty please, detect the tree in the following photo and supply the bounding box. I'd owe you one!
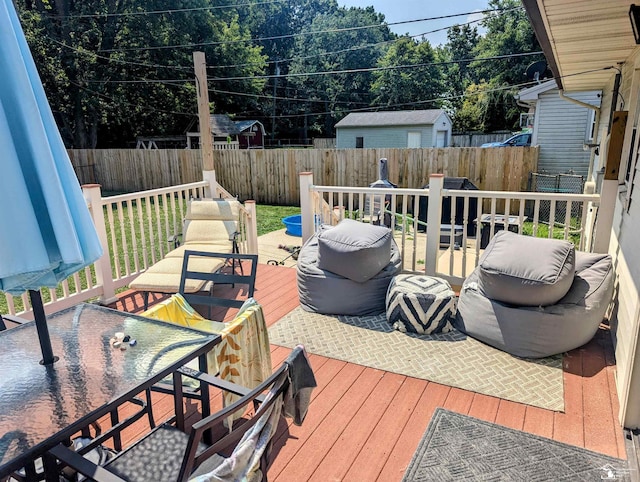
[442,23,480,123]
[16,0,267,148]
[470,0,544,130]
[454,82,490,132]
[371,37,446,111]
[286,6,395,138]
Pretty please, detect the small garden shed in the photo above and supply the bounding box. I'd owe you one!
[235,120,265,149]
[335,109,452,149]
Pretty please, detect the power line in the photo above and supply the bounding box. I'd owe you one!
[84,51,544,85]
[69,81,195,117]
[98,7,519,53]
[208,51,544,81]
[48,0,288,19]
[46,8,509,74]
[64,66,608,126]
[205,15,489,71]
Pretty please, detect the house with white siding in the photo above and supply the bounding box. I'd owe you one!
[522,0,640,432]
[517,80,601,177]
[335,110,452,149]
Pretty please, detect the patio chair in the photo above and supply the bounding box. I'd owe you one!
[130,198,243,309]
[49,347,314,482]
[141,251,270,426]
[456,231,614,358]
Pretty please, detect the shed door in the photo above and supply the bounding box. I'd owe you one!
[407,131,421,148]
[436,130,448,147]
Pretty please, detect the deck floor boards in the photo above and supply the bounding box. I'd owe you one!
[107,262,628,481]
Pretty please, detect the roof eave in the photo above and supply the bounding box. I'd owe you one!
[521,0,563,90]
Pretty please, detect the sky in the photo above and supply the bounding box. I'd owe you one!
[337,0,491,46]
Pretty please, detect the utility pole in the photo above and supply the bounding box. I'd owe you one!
[193,51,214,171]
[272,61,280,143]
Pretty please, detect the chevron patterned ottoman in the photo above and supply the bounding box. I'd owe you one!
[386,275,456,334]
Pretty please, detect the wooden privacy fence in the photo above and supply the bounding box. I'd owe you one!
[451,131,512,148]
[68,147,538,205]
[68,149,204,193]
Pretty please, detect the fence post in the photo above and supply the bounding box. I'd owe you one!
[300,172,314,243]
[202,169,217,198]
[425,174,444,276]
[244,200,259,255]
[82,184,117,304]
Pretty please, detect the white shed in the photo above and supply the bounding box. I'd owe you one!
[335,110,452,149]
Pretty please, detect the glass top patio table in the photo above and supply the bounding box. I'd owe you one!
[0,303,219,478]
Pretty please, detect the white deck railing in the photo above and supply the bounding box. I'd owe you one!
[300,172,602,287]
[2,170,258,318]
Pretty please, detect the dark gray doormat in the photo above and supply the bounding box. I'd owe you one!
[403,408,630,481]
[268,308,564,411]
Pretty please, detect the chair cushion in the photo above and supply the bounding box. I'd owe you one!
[129,256,223,293]
[317,219,392,282]
[166,243,234,258]
[477,231,575,306]
[186,199,241,221]
[183,219,237,245]
[106,425,213,482]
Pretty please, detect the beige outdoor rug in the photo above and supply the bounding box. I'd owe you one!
[268,307,564,411]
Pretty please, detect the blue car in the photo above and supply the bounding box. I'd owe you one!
[481,132,532,147]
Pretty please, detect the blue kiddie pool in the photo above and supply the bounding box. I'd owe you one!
[282,214,302,237]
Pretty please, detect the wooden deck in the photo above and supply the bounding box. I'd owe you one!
[109,262,627,481]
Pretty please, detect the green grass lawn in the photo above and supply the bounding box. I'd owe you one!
[256,205,300,236]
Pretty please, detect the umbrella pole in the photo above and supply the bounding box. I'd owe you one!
[28,290,57,365]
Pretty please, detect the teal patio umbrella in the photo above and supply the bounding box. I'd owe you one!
[0,0,103,364]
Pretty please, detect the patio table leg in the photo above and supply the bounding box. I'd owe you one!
[199,353,212,445]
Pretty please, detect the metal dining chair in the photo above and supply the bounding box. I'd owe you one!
[49,353,298,482]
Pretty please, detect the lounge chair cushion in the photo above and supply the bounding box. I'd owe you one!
[165,243,234,259]
[182,219,237,245]
[317,219,392,283]
[186,198,241,221]
[129,198,240,297]
[129,256,224,294]
[477,231,575,306]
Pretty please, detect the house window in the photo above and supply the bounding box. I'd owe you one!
[356,137,364,149]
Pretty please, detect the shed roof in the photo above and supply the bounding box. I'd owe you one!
[335,109,448,128]
[209,114,240,136]
[235,120,265,134]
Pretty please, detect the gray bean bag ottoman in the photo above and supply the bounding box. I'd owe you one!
[297,225,402,316]
[456,241,614,358]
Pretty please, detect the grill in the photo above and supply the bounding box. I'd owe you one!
[364,158,397,226]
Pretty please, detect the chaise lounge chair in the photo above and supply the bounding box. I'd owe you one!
[130,198,242,309]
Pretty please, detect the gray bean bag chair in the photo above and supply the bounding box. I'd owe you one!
[297,221,402,316]
[456,231,613,358]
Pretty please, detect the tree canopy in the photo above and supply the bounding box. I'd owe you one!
[15,0,545,147]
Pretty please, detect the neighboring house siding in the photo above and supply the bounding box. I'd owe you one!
[336,125,434,148]
[535,89,600,177]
